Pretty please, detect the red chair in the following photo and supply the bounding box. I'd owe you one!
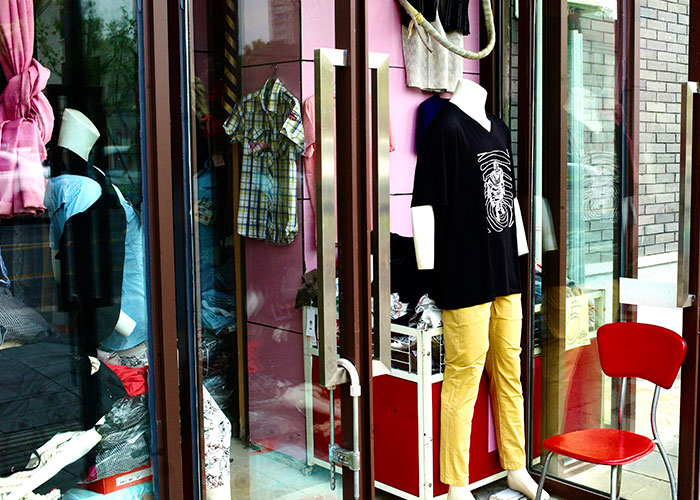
[535,322,687,500]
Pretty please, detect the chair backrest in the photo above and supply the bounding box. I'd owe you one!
[597,322,686,389]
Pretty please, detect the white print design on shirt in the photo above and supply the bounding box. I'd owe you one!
[477,150,514,233]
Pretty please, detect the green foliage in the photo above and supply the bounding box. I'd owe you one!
[35,0,138,116]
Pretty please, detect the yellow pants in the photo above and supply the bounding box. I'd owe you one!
[440,293,526,486]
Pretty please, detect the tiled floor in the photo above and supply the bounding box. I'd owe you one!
[228,440,564,500]
[228,434,677,499]
[228,362,679,500]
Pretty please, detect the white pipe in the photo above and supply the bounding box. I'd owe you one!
[337,358,361,499]
[337,358,361,397]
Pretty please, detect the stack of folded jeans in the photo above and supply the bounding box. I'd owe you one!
[201,290,235,333]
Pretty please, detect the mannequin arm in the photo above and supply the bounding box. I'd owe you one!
[51,250,61,284]
[411,205,435,270]
[514,199,529,256]
[114,310,136,337]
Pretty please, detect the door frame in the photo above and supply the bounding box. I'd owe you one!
[519,0,700,499]
[143,0,700,498]
[140,0,192,498]
[333,1,377,498]
[161,0,377,498]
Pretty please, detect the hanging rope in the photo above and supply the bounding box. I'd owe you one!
[396,0,496,60]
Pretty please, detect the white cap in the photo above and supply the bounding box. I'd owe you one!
[57,108,100,162]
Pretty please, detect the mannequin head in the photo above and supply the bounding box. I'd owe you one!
[57,109,100,162]
[452,78,488,106]
[450,78,491,132]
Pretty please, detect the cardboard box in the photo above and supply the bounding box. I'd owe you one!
[85,463,153,494]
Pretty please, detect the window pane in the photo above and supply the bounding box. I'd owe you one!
[532,1,688,498]
[0,0,155,497]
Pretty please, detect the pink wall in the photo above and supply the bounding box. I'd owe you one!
[299,0,482,261]
[240,0,482,456]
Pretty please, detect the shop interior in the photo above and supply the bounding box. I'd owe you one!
[0,0,689,499]
[186,0,688,499]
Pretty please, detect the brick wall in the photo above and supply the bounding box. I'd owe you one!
[508,2,688,266]
[638,0,689,257]
[569,0,688,266]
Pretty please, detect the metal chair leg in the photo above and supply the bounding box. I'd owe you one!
[653,385,678,500]
[536,451,554,500]
[610,465,621,500]
[657,439,678,500]
[617,464,622,496]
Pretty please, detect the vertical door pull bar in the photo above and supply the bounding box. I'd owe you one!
[315,49,393,385]
[328,359,362,500]
[315,48,348,387]
[678,82,697,308]
[370,52,392,375]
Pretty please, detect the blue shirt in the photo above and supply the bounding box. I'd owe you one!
[45,173,147,351]
[415,95,449,152]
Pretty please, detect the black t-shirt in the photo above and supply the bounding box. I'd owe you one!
[411,102,520,310]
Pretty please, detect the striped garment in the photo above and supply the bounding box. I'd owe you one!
[223,78,304,244]
[399,0,471,36]
[439,0,471,36]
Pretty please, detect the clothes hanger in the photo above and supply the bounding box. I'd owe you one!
[396,0,496,60]
[263,63,279,89]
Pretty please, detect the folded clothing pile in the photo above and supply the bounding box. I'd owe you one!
[0,342,128,498]
[86,395,150,482]
[388,233,436,326]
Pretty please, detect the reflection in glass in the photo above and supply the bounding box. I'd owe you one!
[532,1,687,498]
[0,0,154,498]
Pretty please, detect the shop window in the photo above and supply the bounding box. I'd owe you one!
[0,0,155,498]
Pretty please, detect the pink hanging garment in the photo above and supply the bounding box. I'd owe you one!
[301,95,396,245]
[0,0,55,217]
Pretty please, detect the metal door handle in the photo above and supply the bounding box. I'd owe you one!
[315,49,392,385]
[370,52,392,375]
[677,82,697,308]
[315,48,347,387]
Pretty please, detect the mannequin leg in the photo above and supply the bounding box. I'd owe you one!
[485,294,549,500]
[507,468,548,500]
[446,484,475,500]
[440,302,491,490]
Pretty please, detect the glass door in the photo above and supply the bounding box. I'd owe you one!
[180,1,381,499]
[182,0,340,497]
[531,0,699,498]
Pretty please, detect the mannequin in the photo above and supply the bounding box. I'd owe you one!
[48,109,145,352]
[57,108,100,161]
[52,109,136,337]
[411,79,549,500]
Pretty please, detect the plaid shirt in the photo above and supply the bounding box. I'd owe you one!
[224,78,304,244]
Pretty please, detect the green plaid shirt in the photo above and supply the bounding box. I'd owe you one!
[224,78,304,244]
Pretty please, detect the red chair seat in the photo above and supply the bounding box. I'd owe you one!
[543,428,655,466]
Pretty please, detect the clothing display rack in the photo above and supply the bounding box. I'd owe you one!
[301,307,505,499]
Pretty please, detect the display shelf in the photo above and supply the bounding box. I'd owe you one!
[302,307,505,500]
